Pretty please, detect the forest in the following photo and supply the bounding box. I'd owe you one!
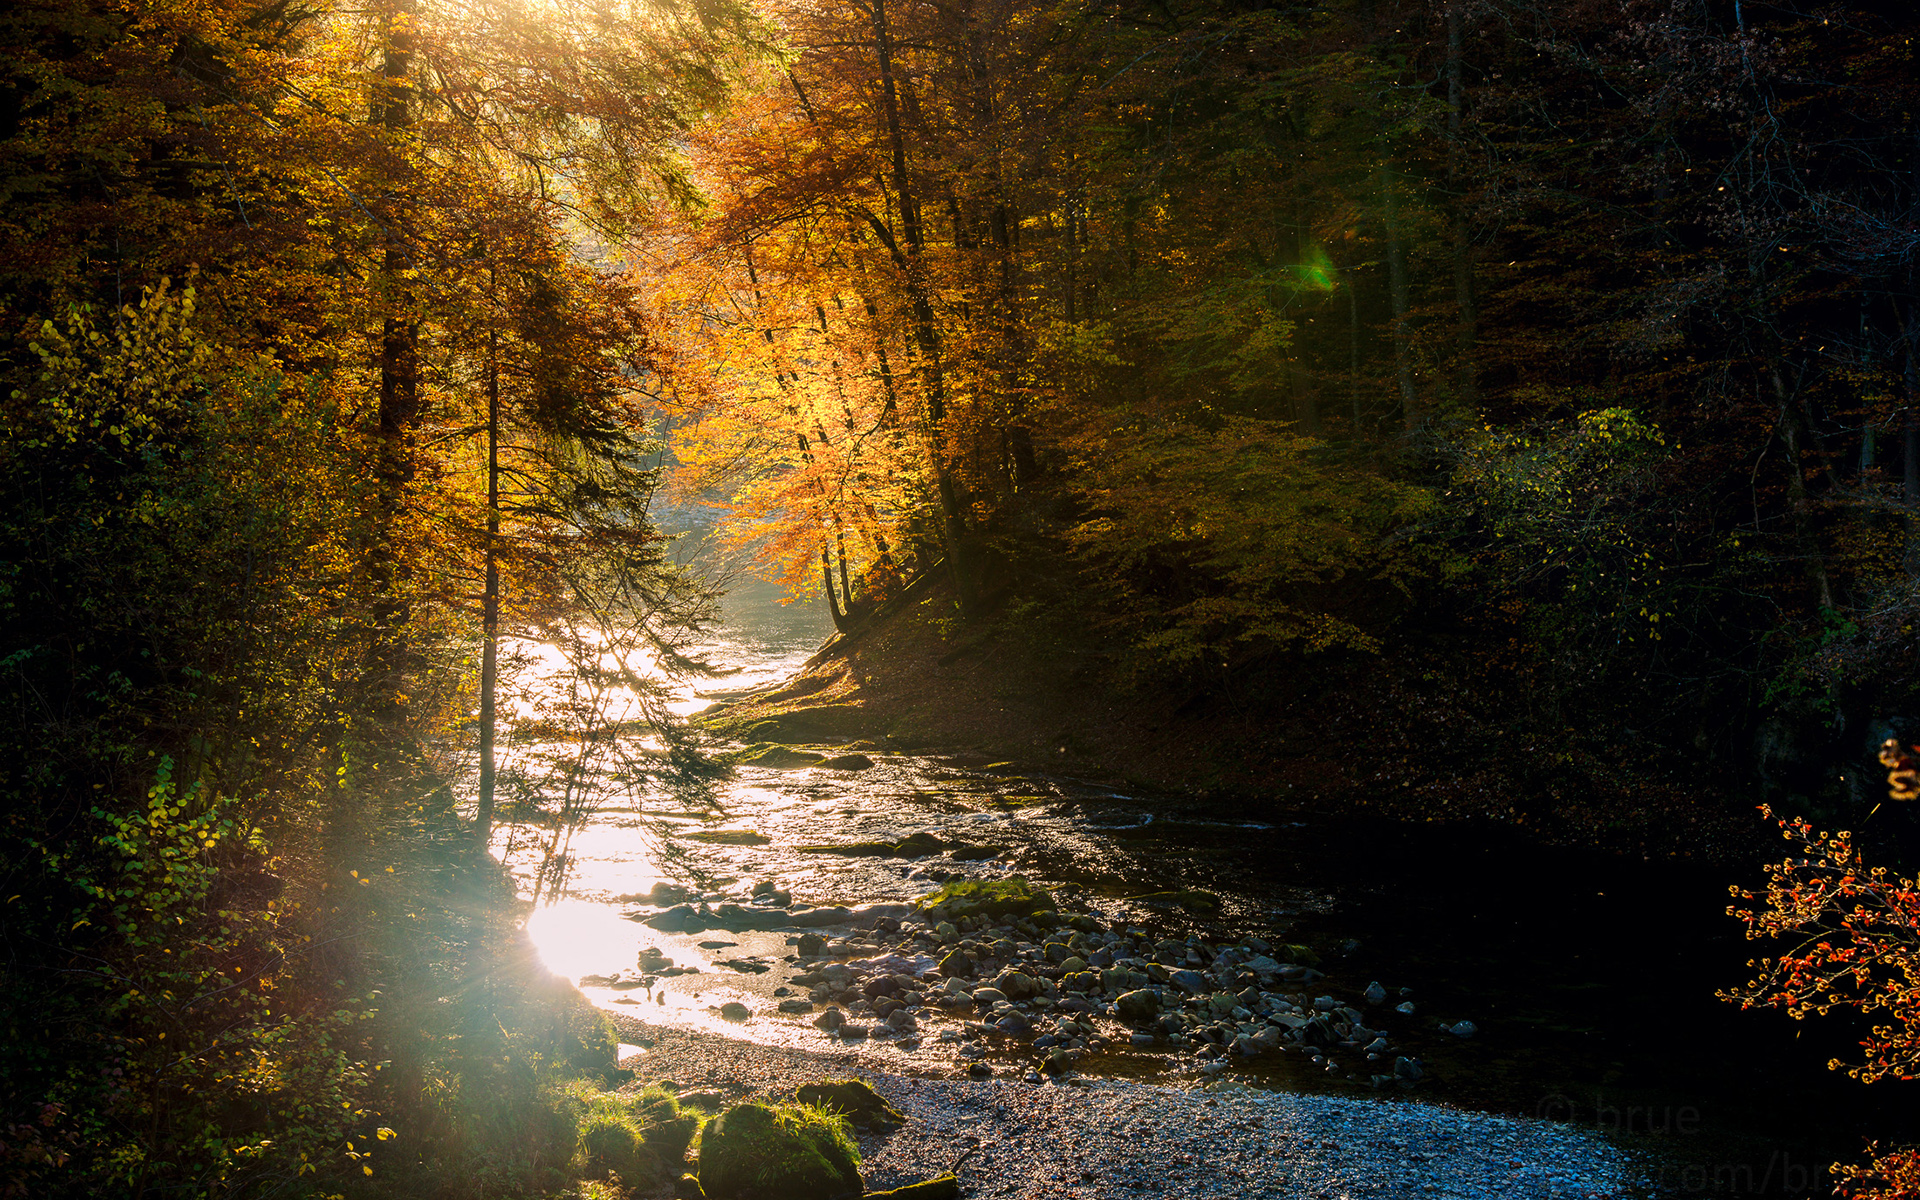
[2,0,1918,1195]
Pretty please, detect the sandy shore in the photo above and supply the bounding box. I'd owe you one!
[606,1012,1642,1200]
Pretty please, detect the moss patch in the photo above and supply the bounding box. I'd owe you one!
[697,1102,861,1200]
[560,1084,698,1187]
[916,876,1055,921]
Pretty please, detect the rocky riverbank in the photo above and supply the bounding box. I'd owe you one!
[603,1013,1641,1200]
[577,868,1651,1198]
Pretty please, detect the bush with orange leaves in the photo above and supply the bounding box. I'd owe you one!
[1724,738,1920,1198]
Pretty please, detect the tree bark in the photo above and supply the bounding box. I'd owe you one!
[1383,166,1417,429]
[476,326,500,840]
[1446,6,1479,402]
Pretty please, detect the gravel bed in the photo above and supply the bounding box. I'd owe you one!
[606,1014,1642,1200]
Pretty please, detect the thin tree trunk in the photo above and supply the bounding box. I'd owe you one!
[368,0,420,734]
[477,327,500,840]
[1446,7,1478,402]
[1347,263,1363,435]
[1383,167,1417,429]
[836,532,856,611]
[1774,367,1834,608]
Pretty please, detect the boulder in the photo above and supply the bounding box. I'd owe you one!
[697,1103,862,1200]
[820,753,875,771]
[793,1080,907,1130]
[1114,989,1161,1024]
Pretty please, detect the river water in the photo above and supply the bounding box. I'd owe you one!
[491,580,1900,1198]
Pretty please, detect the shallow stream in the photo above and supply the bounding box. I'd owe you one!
[494,581,1898,1198]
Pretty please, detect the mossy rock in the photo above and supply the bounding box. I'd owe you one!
[917,877,1054,921]
[892,831,945,857]
[797,831,944,858]
[684,829,773,845]
[697,1103,861,1200]
[796,841,901,857]
[946,843,1003,862]
[820,753,875,770]
[745,746,829,769]
[564,1086,697,1186]
[579,1114,666,1184]
[1127,888,1223,915]
[1276,942,1321,967]
[793,1079,907,1130]
[733,706,869,741]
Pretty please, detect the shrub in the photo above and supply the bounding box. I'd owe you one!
[1724,739,1920,1197]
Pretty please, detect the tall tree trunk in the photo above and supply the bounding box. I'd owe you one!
[1383,166,1417,429]
[1905,308,1920,579]
[476,327,500,841]
[1774,367,1835,608]
[867,0,976,611]
[1347,262,1363,435]
[822,544,851,632]
[369,0,420,733]
[1446,7,1479,402]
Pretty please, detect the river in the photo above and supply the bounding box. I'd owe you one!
[491,578,1898,1199]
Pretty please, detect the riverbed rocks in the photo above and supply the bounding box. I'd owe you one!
[621,859,1442,1089]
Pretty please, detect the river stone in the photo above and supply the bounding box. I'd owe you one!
[1312,995,1338,1012]
[946,843,1003,862]
[645,905,704,933]
[697,1103,861,1200]
[1208,992,1238,1016]
[992,970,1039,1000]
[1168,969,1207,994]
[720,1002,752,1021]
[1061,970,1099,993]
[745,746,829,769]
[895,831,946,857]
[820,753,874,770]
[1393,1056,1424,1081]
[812,1008,845,1031]
[1448,1020,1479,1039]
[1114,989,1161,1024]
[1365,981,1388,1005]
[1058,956,1088,974]
[969,987,1007,1006]
[778,999,814,1014]
[1397,1001,1417,1015]
[886,1009,919,1034]
[937,949,973,978]
[995,1013,1032,1036]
